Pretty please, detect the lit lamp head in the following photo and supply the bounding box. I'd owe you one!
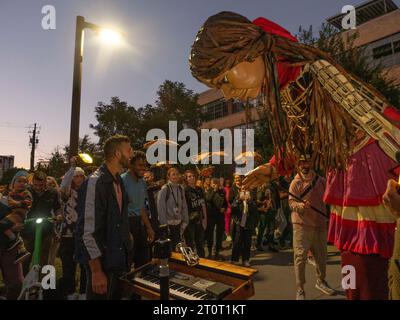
[79,153,93,164]
[36,218,43,224]
[99,29,122,45]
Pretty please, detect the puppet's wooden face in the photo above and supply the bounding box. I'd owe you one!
[201,56,265,100]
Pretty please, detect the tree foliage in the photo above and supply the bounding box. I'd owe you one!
[45,147,67,179]
[297,23,400,108]
[0,167,27,186]
[90,80,204,150]
[37,135,102,180]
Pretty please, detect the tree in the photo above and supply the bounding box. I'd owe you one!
[155,80,205,131]
[0,167,27,186]
[89,97,142,147]
[90,80,205,151]
[63,134,102,166]
[46,147,67,179]
[297,23,400,108]
[254,115,274,163]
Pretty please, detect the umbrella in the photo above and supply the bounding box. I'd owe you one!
[192,151,227,163]
[79,153,93,164]
[234,151,262,162]
[150,160,177,168]
[143,139,179,149]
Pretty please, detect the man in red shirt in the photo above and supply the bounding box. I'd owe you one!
[289,155,335,300]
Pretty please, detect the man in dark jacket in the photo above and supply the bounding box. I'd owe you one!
[184,170,207,258]
[75,135,133,300]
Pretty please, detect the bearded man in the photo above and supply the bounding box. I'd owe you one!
[75,135,133,300]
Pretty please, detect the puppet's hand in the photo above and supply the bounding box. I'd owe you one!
[383,179,400,219]
[243,163,276,190]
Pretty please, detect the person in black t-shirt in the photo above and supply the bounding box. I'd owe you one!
[205,178,227,261]
[184,170,207,258]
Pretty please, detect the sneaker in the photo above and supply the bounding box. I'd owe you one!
[296,288,305,300]
[226,235,232,242]
[7,237,22,251]
[67,293,78,300]
[14,250,30,264]
[243,260,251,267]
[268,244,279,253]
[307,256,316,267]
[78,293,86,300]
[315,280,336,296]
[223,242,232,250]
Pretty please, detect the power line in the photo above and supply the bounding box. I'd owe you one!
[37,148,52,156]
[0,122,30,128]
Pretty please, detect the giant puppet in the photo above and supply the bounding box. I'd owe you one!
[189,11,400,300]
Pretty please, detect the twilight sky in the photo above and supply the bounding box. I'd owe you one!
[1,0,395,168]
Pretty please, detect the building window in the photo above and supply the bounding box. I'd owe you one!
[394,40,400,54]
[232,99,244,113]
[363,32,400,69]
[232,98,259,114]
[373,42,393,59]
[202,99,228,121]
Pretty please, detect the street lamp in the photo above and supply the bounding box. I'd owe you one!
[69,16,123,158]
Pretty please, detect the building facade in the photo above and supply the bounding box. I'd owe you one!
[327,0,400,85]
[0,155,15,181]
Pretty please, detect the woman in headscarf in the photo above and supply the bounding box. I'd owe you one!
[190,11,400,300]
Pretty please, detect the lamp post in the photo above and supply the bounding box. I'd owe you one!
[69,16,122,158]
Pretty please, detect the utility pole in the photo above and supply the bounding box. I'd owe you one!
[29,123,40,172]
[69,16,85,158]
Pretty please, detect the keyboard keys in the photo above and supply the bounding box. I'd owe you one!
[134,271,220,300]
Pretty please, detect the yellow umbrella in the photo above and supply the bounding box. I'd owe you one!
[150,160,177,168]
[143,139,179,149]
[234,151,262,162]
[192,151,227,163]
[79,153,93,164]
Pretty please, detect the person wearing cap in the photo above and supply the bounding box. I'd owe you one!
[59,157,87,300]
[289,154,335,300]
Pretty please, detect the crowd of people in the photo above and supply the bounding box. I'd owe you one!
[0,134,399,300]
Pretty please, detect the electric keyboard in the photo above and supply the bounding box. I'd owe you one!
[119,252,258,300]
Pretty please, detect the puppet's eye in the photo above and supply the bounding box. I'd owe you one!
[216,75,229,88]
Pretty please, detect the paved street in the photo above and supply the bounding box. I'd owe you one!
[220,244,346,300]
